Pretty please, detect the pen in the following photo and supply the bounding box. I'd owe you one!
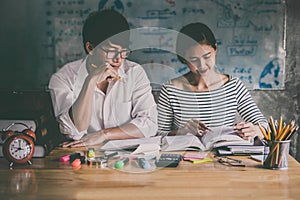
[233,126,250,131]
[105,152,118,159]
[137,158,151,170]
[115,157,129,169]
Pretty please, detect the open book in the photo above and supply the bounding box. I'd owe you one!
[100,136,161,155]
[161,126,253,151]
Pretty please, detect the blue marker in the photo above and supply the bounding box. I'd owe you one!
[115,158,129,169]
[137,158,151,170]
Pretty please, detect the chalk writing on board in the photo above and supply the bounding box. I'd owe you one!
[98,0,125,13]
[232,35,257,45]
[182,7,205,15]
[139,9,176,19]
[45,0,286,90]
[259,58,282,88]
[227,46,257,56]
[217,0,249,27]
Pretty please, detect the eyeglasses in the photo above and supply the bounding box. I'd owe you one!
[100,47,131,59]
[215,156,245,167]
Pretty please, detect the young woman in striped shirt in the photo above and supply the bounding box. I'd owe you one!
[157,23,268,140]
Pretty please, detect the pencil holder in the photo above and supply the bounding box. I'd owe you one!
[263,140,290,170]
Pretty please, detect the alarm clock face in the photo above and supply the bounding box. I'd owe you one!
[4,135,35,164]
[9,138,32,160]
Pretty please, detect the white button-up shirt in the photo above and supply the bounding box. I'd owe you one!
[49,58,158,140]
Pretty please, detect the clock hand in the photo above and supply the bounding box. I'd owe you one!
[12,146,24,151]
[17,140,25,151]
[14,147,25,152]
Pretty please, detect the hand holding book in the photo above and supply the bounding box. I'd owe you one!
[174,119,211,137]
[234,121,263,140]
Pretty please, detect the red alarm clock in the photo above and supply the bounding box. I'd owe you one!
[1,122,36,168]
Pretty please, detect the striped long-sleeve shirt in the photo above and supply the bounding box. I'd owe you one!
[157,76,268,136]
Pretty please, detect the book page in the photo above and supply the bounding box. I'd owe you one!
[100,136,161,151]
[161,134,206,151]
[201,126,251,150]
[160,126,253,152]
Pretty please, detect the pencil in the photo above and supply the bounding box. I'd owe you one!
[267,127,271,141]
[284,126,298,140]
[278,124,290,141]
[91,63,122,81]
[275,144,279,165]
[258,123,268,140]
[263,116,299,169]
[278,116,283,136]
[269,116,277,139]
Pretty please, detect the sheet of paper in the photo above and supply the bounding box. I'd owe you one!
[131,143,160,155]
[100,136,161,151]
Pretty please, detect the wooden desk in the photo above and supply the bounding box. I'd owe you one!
[1,147,300,200]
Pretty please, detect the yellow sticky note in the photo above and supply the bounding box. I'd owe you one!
[191,157,213,164]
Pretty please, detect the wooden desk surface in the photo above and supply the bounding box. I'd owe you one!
[1,147,300,200]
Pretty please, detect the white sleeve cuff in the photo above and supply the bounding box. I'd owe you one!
[57,112,87,140]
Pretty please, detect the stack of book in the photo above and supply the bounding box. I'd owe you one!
[0,90,62,157]
[216,145,267,156]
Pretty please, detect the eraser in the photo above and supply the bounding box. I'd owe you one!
[60,155,70,162]
[72,158,81,169]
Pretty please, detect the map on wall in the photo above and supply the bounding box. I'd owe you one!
[42,0,286,90]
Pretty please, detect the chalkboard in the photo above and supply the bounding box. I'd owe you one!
[40,0,286,90]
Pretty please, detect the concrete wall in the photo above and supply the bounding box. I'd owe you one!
[250,0,300,161]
